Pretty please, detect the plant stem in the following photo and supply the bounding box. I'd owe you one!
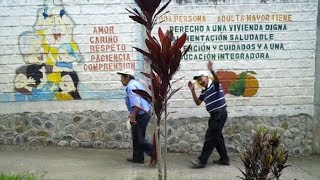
[149,68,163,180]
[164,96,168,180]
[155,123,163,180]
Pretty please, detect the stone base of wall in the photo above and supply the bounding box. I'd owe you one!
[166,114,314,156]
[0,111,131,149]
[0,111,314,155]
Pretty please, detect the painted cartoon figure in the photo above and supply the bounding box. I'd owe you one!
[34,1,74,47]
[55,71,81,100]
[15,0,83,102]
[19,32,48,65]
[49,43,83,70]
[14,68,36,96]
[14,64,58,101]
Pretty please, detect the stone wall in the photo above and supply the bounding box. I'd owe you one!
[0,111,131,149]
[0,0,317,118]
[0,111,314,155]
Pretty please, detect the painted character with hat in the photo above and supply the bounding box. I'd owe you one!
[188,61,230,168]
[117,69,153,164]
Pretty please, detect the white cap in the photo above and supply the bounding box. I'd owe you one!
[193,71,209,80]
[117,69,135,77]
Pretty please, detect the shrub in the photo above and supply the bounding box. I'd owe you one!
[239,127,290,180]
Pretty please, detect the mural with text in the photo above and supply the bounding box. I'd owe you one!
[8,0,296,101]
[166,14,291,61]
[85,26,135,72]
[15,0,83,101]
[161,13,293,97]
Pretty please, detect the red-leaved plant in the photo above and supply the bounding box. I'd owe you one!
[127,0,190,179]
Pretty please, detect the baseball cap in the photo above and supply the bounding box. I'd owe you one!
[117,69,135,77]
[193,71,209,80]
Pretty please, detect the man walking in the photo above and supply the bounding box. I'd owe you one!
[117,69,153,164]
[188,61,230,168]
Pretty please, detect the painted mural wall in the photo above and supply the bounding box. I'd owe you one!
[0,0,317,118]
[156,0,317,117]
[16,0,83,101]
[0,0,139,107]
[0,0,318,155]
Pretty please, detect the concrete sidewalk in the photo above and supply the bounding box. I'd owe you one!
[0,145,319,180]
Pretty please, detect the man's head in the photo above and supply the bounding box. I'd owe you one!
[117,69,135,86]
[193,71,209,88]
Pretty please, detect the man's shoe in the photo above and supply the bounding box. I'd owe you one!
[213,159,230,166]
[127,158,144,164]
[191,159,206,168]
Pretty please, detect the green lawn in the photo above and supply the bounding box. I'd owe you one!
[0,172,46,180]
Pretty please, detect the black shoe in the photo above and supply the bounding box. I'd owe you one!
[213,159,230,166]
[191,159,206,168]
[127,158,144,164]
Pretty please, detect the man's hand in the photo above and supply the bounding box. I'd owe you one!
[207,60,213,71]
[188,81,195,91]
[129,114,137,126]
[189,81,202,106]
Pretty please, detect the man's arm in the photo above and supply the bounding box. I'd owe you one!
[129,106,139,125]
[126,84,141,124]
[188,81,202,106]
[208,61,219,82]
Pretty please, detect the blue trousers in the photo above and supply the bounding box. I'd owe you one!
[131,113,153,161]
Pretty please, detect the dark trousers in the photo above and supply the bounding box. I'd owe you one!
[198,110,229,164]
[131,113,153,161]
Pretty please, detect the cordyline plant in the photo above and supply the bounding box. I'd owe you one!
[126,0,190,180]
[239,127,290,180]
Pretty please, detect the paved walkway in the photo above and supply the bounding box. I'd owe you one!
[0,145,319,180]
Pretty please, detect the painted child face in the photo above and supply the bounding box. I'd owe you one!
[59,74,76,92]
[25,43,46,64]
[14,74,36,89]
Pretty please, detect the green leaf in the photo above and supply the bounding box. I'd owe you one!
[229,79,245,96]
[247,71,257,75]
[238,72,248,79]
